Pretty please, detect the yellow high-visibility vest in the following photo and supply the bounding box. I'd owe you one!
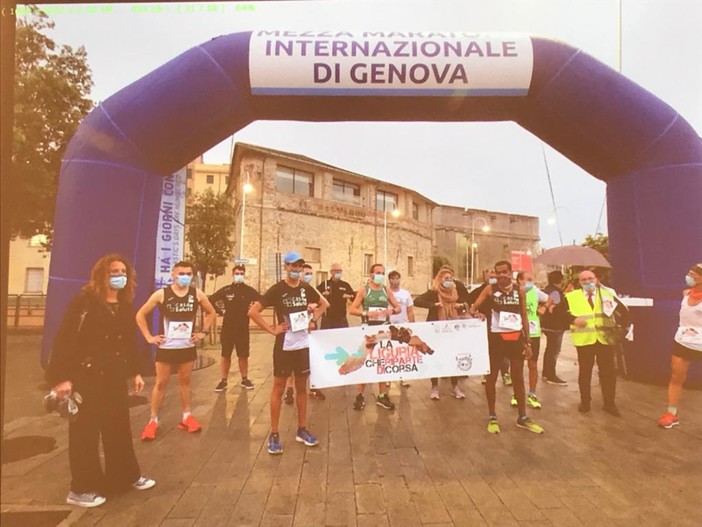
[565,287,617,346]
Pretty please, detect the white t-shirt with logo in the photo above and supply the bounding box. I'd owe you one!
[389,288,414,324]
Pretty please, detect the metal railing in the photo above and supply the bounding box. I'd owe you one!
[7,294,46,329]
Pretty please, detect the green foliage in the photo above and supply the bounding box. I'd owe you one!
[185,189,236,284]
[432,255,452,276]
[11,6,94,242]
[582,233,609,260]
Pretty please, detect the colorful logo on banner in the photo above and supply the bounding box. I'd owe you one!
[154,168,186,288]
[249,31,533,96]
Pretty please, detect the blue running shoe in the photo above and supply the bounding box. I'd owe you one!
[295,428,318,447]
[268,433,283,455]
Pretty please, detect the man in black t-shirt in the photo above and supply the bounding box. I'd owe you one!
[209,265,260,392]
[248,251,329,455]
[317,263,355,329]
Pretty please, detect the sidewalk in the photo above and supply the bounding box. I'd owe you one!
[2,332,701,526]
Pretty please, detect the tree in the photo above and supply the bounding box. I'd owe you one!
[582,233,609,260]
[185,189,236,286]
[432,255,453,276]
[10,6,94,243]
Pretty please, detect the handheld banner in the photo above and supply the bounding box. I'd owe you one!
[309,320,489,388]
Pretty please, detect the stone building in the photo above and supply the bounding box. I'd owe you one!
[226,143,438,295]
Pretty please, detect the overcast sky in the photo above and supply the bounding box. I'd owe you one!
[35,0,702,248]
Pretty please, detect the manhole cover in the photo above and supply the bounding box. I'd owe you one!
[1,436,57,464]
[193,354,215,371]
[1,510,71,527]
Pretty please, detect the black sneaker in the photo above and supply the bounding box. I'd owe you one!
[353,393,365,410]
[240,378,254,390]
[214,380,228,392]
[578,402,591,413]
[546,376,567,386]
[284,388,294,405]
[310,389,326,400]
[603,404,621,417]
[376,394,395,411]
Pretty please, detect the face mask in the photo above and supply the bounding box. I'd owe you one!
[109,276,127,290]
[582,282,596,292]
[177,275,192,287]
[525,281,534,292]
[488,277,497,285]
[288,270,301,280]
[303,274,313,284]
[389,279,400,288]
[685,275,696,287]
[496,275,511,288]
[332,272,342,280]
[442,280,454,289]
[373,274,385,285]
[233,274,244,283]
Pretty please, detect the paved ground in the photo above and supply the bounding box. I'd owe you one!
[2,331,701,527]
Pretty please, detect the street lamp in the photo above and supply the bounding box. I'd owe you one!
[384,207,401,271]
[545,207,566,245]
[470,216,490,287]
[239,177,254,259]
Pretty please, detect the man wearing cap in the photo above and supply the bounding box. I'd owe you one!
[209,265,260,392]
[248,251,329,455]
[317,263,356,330]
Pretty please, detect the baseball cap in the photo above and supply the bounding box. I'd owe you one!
[283,251,305,264]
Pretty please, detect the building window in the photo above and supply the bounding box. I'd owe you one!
[376,190,398,212]
[25,268,44,294]
[186,169,192,180]
[412,202,419,221]
[316,271,328,285]
[408,256,414,277]
[206,174,214,184]
[276,165,314,196]
[332,179,361,204]
[363,253,374,275]
[303,247,321,263]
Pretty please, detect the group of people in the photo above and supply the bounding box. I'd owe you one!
[47,250,702,508]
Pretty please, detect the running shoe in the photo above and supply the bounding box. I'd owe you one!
[268,433,283,454]
[132,477,156,490]
[66,491,106,508]
[487,417,500,434]
[451,386,466,399]
[527,394,542,409]
[516,416,544,434]
[353,393,365,410]
[578,402,591,413]
[214,380,228,392]
[376,393,395,410]
[140,420,158,441]
[603,404,621,417]
[658,412,679,429]
[430,387,440,400]
[177,415,202,433]
[295,428,318,447]
[310,389,326,400]
[545,376,567,386]
[502,372,513,386]
[400,380,411,387]
[510,395,518,407]
[284,388,295,405]
[240,378,254,390]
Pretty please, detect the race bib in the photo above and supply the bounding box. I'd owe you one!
[368,306,387,320]
[602,297,616,317]
[528,319,540,336]
[288,310,310,332]
[676,326,702,346]
[167,321,193,339]
[498,311,522,330]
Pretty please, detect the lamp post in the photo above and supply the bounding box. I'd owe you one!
[384,207,401,270]
[470,215,490,287]
[239,177,253,259]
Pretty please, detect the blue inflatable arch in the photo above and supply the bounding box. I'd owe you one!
[43,32,702,384]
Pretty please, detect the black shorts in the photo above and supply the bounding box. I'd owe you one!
[273,346,310,378]
[529,336,541,361]
[221,332,250,358]
[672,341,702,362]
[321,316,349,329]
[155,346,197,364]
[488,333,525,374]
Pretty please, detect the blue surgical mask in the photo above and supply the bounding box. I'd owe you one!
[373,274,385,285]
[303,274,313,284]
[288,270,301,280]
[525,281,534,292]
[582,282,596,292]
[685,275,696,287]
[488,277,497,285]
[177,275,192,287]
[233,274,244,283]
[442,280,454,289]
[109,276,127,290]
[333,272,342,280]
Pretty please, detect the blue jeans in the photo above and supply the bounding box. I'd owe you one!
[542,329,564,379]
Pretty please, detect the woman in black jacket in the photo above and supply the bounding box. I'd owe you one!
[414,267,470,400]
[47,253,155,508]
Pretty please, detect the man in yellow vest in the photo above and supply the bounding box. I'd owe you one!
[566,269,620,416]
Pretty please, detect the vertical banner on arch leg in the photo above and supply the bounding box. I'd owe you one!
[154,168,186,288]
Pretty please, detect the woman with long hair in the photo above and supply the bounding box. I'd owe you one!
[414,267,467,399]
[47,253,155,507]
[658,263,702,429]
